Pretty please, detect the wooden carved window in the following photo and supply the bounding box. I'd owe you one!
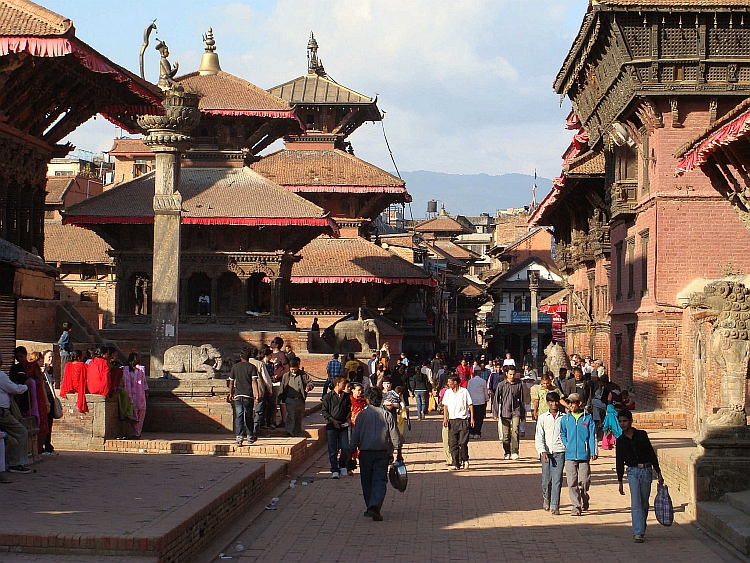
[640,230,649,297]
[626,237,635,300]
[615,242,623,302]
[616,145,638,182]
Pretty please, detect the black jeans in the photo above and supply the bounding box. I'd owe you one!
[43,411,54,452]
[471,404,486,436]
[447,418,470,467]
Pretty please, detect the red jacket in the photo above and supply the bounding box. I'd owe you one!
[86,357,112,396]
[61,361,88,412]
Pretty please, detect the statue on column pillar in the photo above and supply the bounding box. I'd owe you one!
[137,57,200,377]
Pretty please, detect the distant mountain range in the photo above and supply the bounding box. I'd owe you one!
[397,171,552,218]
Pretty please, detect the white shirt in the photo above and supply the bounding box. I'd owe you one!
[0,369,27,409]
[443,387,473,420]
[466,377,488,406]
[199,295,210,304]
[503,358,516,367]
[535,410,565,455]
[421,365,433,385]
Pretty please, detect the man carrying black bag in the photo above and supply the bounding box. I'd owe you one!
[350,386,402,521]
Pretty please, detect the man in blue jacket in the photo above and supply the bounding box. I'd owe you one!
[559,393,598,516]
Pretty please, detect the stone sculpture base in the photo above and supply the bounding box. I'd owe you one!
[144,377,233,433]
[167,372,222,381]
[692,425,750,502]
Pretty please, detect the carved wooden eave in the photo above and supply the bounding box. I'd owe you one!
[555,4,750,147]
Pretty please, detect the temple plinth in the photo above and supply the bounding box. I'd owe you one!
[137,89,201,375]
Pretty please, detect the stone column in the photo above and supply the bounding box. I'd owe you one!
[138,89,200,376]
[210,276,218,317]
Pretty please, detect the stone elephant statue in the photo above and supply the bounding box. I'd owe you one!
[163,344,223,377]
[543,341,571,378]
[333,318,380,353]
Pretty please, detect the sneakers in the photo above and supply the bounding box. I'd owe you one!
[340,468,348,477]
[448,465,460,471]
[331,472,340,479]
[8,465,31,474]
[503,454,511,460]
[551,508,560,515]
[461,460,470,470]
[236,438,244,447]
[365,508,383,521]
[511,453,519,460]
[543,498,550,511]
[247,435,258,444]
[571,508,582,516]
[634,534,644,543]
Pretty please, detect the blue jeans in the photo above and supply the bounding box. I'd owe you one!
[326,426,351,473]
[235,397,262,439]
[359,450,390,512]
[628,466,653,536]
[541,452,565,510]
[415,391,428,418]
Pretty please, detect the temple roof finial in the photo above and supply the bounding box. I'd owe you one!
[307,31,326,77]
[199,27,221,75]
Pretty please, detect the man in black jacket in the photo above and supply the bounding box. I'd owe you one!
[321,376,352,479]
[228,348,260,446]
[495,366,525,460]
[563,367,593,412]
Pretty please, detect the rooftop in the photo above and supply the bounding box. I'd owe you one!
[109,138,151,155]
[45,177,74,205]
[44,222,112,264]
[63,167,338,234]
[251,149,409,198]
[414,214,474,235]
[291,237,435,286]
[0,0,72,37]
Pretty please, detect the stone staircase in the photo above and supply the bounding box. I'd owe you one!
[697,490,750,555]
[57,302,125,360]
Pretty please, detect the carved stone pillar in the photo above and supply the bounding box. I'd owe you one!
[241,277,250,314]
[210,276,218,317]
[138,89,200,376]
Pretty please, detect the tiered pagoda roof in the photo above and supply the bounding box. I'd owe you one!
[44,221,112,264]
[291,237,434,286]
[63,167,338,232]
[251,148,409,199]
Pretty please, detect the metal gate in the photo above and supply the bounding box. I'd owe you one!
[0,295,16,367]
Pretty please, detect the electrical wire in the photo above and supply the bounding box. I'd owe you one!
[380,119,401,179]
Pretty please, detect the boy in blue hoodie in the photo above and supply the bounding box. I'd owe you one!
[560,393,598,516]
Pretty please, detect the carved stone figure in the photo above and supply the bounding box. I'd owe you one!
[155,39,181,91]
[163,344,223,377]
[332,308,380,353]
[543,341,571,378]
[690,280,750,426]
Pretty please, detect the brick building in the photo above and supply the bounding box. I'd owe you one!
[549,0,750,417]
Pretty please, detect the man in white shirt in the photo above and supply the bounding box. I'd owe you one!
[467,371,488,439]
[534,391,566,515]
[0,352,30,475]
[442,374,474,470]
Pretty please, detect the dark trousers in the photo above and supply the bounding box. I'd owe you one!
[471,403,486,435]
[326,426,351,473]
[285,397,306,436]
[43,411,54,452]
[447,418,470,467]
[359,449,390,512]
[322,378,334,396]
[234,397,261,439]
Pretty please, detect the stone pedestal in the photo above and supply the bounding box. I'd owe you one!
[692,425,750,502]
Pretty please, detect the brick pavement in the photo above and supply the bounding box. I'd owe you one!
[196,415,743,563]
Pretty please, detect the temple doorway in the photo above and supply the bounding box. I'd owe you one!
[247,273,271,313]
[187,272,211,315]
[217,272,243,315]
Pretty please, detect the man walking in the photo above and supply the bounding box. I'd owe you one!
[321,375,352,479]
[535,391,565,515]
[560,393,598,515]
[617,409,663,543]
[323,353,343,396]
[280,358,314,437]
[467,370,488,439]
[228,348,260,446]
[563,367,593,412]
[442,374,474,470]
[495,366,525,460]
[349,386,402,521]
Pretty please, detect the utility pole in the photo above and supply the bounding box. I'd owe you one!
[528,269,540,371]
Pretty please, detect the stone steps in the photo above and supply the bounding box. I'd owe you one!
[696,500,750,555]
[725,490,750,516]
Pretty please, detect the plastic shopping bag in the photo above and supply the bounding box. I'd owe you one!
[654,483,674,526]
[428,394,437,413]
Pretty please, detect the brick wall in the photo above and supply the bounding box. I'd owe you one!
[54,394,119,450]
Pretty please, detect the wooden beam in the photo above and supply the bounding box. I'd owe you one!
[722,143,750,191]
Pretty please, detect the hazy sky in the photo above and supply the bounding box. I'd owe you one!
[44,0,589,179]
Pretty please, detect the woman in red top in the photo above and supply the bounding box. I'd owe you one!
[456,359,472,387]
[86,346,113,396]
[60,350,88,413]
[347,382,368,470]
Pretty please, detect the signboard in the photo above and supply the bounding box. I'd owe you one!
[511,311,552,324]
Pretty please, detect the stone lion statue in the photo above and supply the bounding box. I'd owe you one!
[543,341,571,378]
[163,344,223,377]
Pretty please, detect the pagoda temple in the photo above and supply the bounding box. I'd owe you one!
[252,34,434,336]
[63,32,338,336]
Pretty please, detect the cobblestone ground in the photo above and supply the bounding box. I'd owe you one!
[202,414,742,563]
